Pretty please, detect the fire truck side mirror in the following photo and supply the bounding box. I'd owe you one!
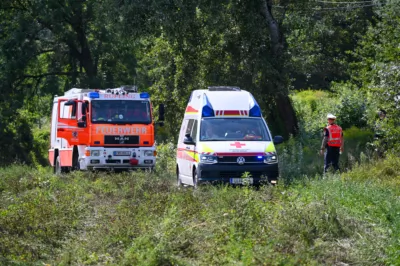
[159,104,165,122]
[77,121,86,128]
[81,102,88,118]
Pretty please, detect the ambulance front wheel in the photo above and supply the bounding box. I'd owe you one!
[192,168,198,189]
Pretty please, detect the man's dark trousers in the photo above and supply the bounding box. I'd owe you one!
[324,146,340,173]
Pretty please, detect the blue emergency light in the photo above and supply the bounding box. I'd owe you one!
[202,95,215,117]
[249,105,261,117]
[249,95,262,117]
[88,92,100,99]
[140,92,150,98]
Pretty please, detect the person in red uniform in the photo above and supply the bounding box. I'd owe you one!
[320,113,344,173]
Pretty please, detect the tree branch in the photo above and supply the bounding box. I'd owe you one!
[22,71,80,79]
[0,6,26,11]
[260,0,283,57]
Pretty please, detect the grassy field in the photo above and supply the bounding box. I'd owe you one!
[1,152,400,265]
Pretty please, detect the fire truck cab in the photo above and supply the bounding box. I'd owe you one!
[49,86,164,173]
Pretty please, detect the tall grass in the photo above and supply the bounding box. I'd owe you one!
[1,154,400,265]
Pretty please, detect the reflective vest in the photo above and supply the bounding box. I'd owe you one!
[326,124,342,147]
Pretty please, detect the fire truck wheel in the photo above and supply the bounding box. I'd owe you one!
[145,167,154,173]
[55,155,69,175]
[55,155,62,175]
[72,155,80,171]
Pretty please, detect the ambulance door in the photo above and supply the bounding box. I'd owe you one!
[177,119,188,179]
[181,119,197,184]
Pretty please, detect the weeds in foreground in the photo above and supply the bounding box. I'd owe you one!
[1,156,400,265]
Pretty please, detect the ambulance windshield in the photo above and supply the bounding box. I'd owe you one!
[91,100,151,124]
[200,118,271,141]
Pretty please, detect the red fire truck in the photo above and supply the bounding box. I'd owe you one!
[48,86,164,173]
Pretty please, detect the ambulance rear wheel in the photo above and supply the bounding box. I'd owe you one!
[176,166,183,188]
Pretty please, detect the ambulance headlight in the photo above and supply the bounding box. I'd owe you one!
[143,150,154,157]
[91,150,101,156]
[200,155,218,164]
[264,153,278,164]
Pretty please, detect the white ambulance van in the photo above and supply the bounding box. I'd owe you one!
[176,86,284,187]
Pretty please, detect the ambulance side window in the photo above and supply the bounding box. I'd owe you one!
[191,120,198,141]
[185,119,194,136]
[178,119,188,143]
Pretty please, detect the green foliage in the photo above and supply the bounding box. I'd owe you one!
[1,157,400,264]
[155,142,176,174]
[331,82,368,130]
[291,83,369,139]
[284,0,375,90]
[0,0,397,165]
[350,1,400,151]
[281,87,375,180]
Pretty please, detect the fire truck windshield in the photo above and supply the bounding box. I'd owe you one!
[91,100,151,124]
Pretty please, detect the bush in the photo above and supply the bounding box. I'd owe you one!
[2,161,400,265]
[331,82,368,129]
[155,142,176,175]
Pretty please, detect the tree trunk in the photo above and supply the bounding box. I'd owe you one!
[275,93,298,137]
[261,0,298,137]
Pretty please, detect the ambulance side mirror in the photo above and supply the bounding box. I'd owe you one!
[273,135,284,145]
[158,104,165,122]
[183,133,195,145]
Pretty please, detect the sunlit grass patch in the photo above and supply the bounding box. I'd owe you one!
[1,155,400,265]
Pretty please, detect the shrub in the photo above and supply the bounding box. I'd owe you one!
[155,142,176,175]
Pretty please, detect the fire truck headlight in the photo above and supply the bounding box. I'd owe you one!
[91,150,101,156]
[143,150,154,157]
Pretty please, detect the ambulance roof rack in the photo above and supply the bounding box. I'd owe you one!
[208,86,241,91]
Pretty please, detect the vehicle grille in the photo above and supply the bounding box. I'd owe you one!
[219,171,268,178]
[104,159,132,164]
[218,156,263,163]
[105,159,121,164]
[104,135,139,145]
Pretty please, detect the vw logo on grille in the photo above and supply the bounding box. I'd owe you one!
[237,156,245,165]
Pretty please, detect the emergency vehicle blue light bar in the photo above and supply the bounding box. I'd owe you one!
[88,92,100,98]
[140,92,150,98]
[202,95,215,117]
[249,95,261,117]
[249,105,261,117]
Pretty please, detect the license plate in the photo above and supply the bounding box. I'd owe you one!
[113,151,131,156]
[230,178,254,184]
